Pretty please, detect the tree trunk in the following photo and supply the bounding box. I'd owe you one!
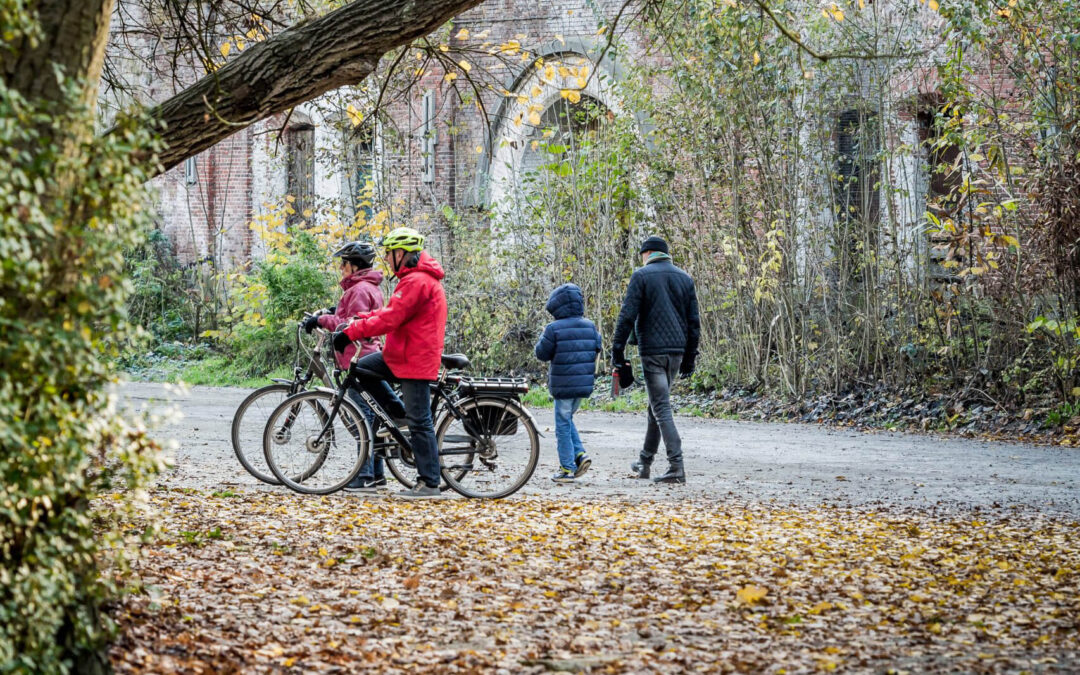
[146,0,485,174]
[1,0,114,106]
[3,3,119,673]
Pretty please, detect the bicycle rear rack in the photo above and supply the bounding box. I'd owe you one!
[456,376,529,395]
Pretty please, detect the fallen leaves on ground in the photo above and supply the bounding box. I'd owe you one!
[108,488,1080,673]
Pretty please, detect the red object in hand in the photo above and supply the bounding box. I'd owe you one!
[611,368,621,398]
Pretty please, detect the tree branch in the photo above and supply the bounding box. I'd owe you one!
[138,0,486,174]
[749,0,919,63]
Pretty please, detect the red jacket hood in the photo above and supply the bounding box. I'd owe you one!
[395,251,445,281]
[340,267,384,291]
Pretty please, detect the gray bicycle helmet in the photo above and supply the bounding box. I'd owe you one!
[332,240,377,268]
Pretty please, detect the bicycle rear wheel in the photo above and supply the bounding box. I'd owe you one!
[231,383,294,485]
[263,390,371,495]
[438,397,539,499]
[380,440,415,489]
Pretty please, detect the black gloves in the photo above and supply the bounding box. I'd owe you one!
[326,305,336,316]
[612,347,625,367]
[332,330,352,353]
[302,315,320,334]
[679,353,696,378]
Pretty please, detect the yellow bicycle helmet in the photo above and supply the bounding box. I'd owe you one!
[379,227,425,252]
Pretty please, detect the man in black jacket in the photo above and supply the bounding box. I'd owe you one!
[612,235,700,484]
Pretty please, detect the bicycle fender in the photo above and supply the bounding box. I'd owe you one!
[270,378,294,385]
[518,402,545,438]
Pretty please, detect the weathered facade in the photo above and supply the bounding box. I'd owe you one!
[106,0,642,267]
[108,0,1007,276]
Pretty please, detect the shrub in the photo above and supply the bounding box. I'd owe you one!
[125,229,199,343]
[0,77,164,672]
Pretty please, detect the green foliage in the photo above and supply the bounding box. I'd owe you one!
[0,74,163,673]
[203,231,336,380]
[1044,401,1080,429]
[441,209,548,375]
[176,355,291,388]
[581,388,649,413]
[256,232,336,324]
[521,386,554,408]
[125,229,201,343]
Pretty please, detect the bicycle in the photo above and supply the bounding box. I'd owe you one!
[261,351,541,499]
[229,314,337,485]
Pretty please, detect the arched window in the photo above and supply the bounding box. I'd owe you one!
[521,95,610,174]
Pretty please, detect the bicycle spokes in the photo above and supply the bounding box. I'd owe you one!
[438,398,539,499]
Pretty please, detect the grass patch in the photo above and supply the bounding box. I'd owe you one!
[124,349,292,389]
[582,388,650,412]
[525,385,713,416]
[524,386,651,413]
[522,386,554,408]
[177,356,291,388]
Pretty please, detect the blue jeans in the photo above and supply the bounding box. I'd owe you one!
[352,352,441,489]
[398,379,441,489]
[553,397,586,471]
[345,387,384,481]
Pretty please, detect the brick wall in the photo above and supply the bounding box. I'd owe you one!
[117,0,640,265]
[150,128,255,269]
[132,0,1026,272]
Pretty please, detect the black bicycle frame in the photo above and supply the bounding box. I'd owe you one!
[310,370,496,460]
[272,327,335,395]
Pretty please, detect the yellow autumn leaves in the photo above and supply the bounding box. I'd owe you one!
[209,14,269,70]
[507,60,591,127]
[818,0,940,23]
[431,27,593,123]
[112,489,1080,674]
[736,584,768,604]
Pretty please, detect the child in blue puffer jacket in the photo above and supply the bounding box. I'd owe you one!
[535,283,603,483]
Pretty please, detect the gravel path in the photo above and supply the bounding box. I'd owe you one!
[121,381,1080,516]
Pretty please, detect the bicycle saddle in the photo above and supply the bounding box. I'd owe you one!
[441,353,470,370]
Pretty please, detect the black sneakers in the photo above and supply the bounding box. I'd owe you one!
[574,452,592,478]
[344,477,387,492]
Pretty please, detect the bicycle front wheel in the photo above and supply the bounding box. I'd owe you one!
[263,390,372,495]
[231,383,294,485]
[438,397,540,499]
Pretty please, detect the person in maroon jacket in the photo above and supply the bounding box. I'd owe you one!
[304,240,399,491]
[333,227,448,499]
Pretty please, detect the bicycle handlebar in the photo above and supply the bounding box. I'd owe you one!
[298,311,330,333]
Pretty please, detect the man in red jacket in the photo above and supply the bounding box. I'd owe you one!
[333,227,448,499]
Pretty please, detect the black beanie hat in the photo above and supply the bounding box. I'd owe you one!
[639,235,669,255]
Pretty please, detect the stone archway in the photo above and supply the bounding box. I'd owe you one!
[486,49,625,212]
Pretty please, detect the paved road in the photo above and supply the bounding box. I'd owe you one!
[121,382,1080,516]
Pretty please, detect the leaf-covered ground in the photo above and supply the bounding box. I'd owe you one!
[109,489,1080,673]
